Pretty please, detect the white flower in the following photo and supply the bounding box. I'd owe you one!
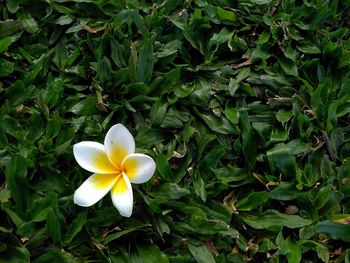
[72,124,156,217]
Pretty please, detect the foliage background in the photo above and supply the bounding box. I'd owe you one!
[1,0,350,262]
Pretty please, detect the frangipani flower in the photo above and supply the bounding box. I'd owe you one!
[73,124,156,217]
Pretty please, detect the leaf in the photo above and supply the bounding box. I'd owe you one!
[155,154,173,182]
[198,112,239,135]
[137,244,169,263]
[191,170,207,202]
[136,39,155,84]
[276,233,301,263]
[32,248,73,263]
[249,0,272,4]
[209,27,234,48]
[279,57,298,76]
[243,210,312,230]
[64,212,87,244]
[236,191,270,211]
[104,224,149,244]
[0,58,15,77]
[315,220,350,242]
[297,42,321,54]
[5,155,29,216]
[299,240,329,263]
[240,111,257,170]
[150,183,190,201]
[188,243,216,263]
[96,56,112,83]
[45,208,62,244]
[6,0,19,13]
[69,96,98,115]
[0,20,22,37]
[267,140,312,156]
[276,109,292,123]
[224,106,239,125]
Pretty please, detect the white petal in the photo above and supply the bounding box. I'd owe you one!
[122,153,156,184]
[104,124,135,169]
[111,173,133,217]
[73,142,117,174]
[74,173,118,207]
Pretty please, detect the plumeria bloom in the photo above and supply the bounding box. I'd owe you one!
[73,124,156,217]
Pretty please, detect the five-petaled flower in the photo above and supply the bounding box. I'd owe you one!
[73,124,156,217]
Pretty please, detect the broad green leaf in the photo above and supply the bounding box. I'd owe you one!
[155,154,173,182]
[198,112,239,135]
[240,111,256,170]
[0,20,22,37]
[243,210,312,230]
[5,155,29,216]
[315,220,350,242]
[45,208,62,244]
[6,0,19,13]
[279,57,298,76]
[64,212,87,244]
[236,191,270,211]
[136,39,155,84]
[0,58,15,77]
[32,248,73,263]
[299,240,329,263]
[188,243,216,263]
[137,244,169,263]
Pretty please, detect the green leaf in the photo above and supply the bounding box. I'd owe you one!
[209,27,234,48]
[276,233,301,263]
[6,0,19,13]
[315,220,350,242]
[136,39,155,84]
[240,111,257,170]
[0,20,22,37]
[279,57,298,76]
[137,244,169,263]
[64,212,87,244]
[96,56,112,83]
[0,58,15,77]
[32,248,73,263]
[69,96,98,115]
[276,109,292,123]
[104,226,147,245]
[5,155,29,216]
[297,42,321,54]
[155,154,173,182]
[191,170,206,202]
[236,191,270,211]
[198,112,239,135]
[45,208,62,244]
[249,0,272,4]
[188,243,216,263]
[243,210,312,230]
[299,240,329,263]
[0,246,30,263]
[225,106,239,125]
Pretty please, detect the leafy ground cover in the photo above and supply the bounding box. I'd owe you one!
[1,0,350,262]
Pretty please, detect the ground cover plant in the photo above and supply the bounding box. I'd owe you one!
[1,0,350,262]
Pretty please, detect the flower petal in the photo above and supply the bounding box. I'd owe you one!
[104,124,135,169]
[122,153,156,184]
[74,173,118,207]
[73,142,117,174]
[111,173,133,217]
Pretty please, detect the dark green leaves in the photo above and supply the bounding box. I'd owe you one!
[1,0,350,262]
